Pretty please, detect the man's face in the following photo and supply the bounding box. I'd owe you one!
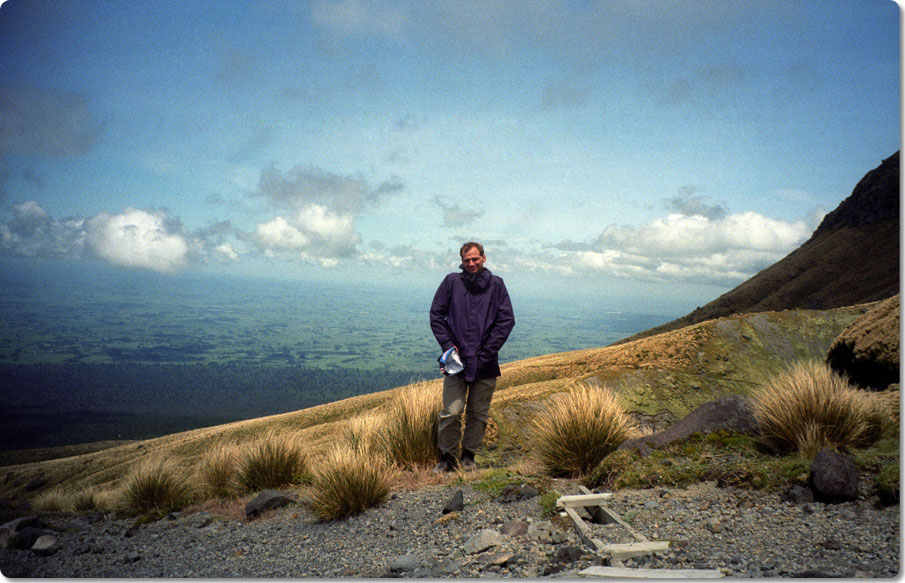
[461,247,486,274]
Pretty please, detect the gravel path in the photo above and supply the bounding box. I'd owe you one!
[1,480,900,578]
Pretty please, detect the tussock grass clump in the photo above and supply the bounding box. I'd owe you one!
[31,488,70,512]
[237,432,308,492]
[309,445,395,521]
[340,411,387,455]
[532,383,639,477]
[751,361,890,458]
[198,443,241,497]
[123,458,193,514]
[382,381,441,468]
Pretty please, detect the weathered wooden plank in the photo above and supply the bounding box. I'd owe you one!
[562,506,607,553]
[556,493,614,508]
[600,541,670,561]
[577,485,648,542]
[579,566,724,578]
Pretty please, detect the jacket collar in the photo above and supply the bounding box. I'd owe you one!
[459,265,492,291]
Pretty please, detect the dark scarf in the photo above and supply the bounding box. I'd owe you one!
[459,265,491,292]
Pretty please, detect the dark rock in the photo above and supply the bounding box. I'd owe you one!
[793,570,846,578]
[496,484,539,503]
[820,539,843,550]
[442,490,464,514]
[781,485,815,504]
[554,545,585,563]
[11,526,49,550]
[810,449,859,503]
[245,489,296,518]
[618,395,758,456]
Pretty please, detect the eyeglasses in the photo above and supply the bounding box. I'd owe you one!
[463,258,482,263]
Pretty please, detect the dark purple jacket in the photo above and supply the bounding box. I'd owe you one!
[430,266,515,382]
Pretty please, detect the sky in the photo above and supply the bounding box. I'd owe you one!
[0,0,900,313]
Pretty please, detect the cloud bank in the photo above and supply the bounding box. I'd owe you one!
[564,210,811,285]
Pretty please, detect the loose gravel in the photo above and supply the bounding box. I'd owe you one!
[1,480,900,578]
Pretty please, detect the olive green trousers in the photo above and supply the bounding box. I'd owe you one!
[437,375,497,457]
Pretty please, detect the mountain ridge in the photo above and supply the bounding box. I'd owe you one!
[618,152,900,344]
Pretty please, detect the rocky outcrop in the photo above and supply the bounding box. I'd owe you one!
[826,295,900,389]
[618,395,758,456]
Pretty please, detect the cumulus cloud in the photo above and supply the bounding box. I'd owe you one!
[0,201,230,274]
[0,200,85,260]
[560,209,810,285]
[85,208,190,273]
[249,204,360,264]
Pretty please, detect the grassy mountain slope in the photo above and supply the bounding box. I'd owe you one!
[0,303,871,501]
[619,152,900,344]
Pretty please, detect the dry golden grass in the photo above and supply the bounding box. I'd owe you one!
[236,431,308,492]
[531,382,639,477]
[122,458,194,514]
[309,445,396,521]
[197,443,241,498]
[338,410,388,455]
[751,361,891,458]
[0,306,874,508]
[30,488,70,512]
[381,380,442,468]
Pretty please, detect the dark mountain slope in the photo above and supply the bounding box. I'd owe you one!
[620,151,900,343]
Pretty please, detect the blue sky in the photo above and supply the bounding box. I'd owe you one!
[0,0,900,312]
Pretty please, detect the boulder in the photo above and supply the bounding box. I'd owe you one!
[827,294,900,389]
[810,449,859,503]
[31,534,60,556]
[441,490,464,514]
[245,489,296,518]
[618,395,758,456]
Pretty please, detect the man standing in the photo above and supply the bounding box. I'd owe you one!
[429,242,515,472]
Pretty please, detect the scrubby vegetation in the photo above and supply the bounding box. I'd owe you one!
[2,307,898,526]
[381,381,442,468]
[531,383,638,477]
[750,361,889,457]
[309,445,395,521]
[584,432,813,491]
[197,443,241,498]
[122,458,194,514]
[237,432,309,492]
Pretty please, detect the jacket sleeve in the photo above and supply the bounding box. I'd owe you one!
[429,276,456,351]
[481,279,515,355]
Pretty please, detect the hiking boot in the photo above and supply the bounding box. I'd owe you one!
[460,449,476,471]
[432,453,457,473]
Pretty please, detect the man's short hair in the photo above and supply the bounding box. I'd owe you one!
[460,241,484,258]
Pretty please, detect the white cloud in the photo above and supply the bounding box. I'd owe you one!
[213,242,239,261]
[565,210,810,285]
[253,215,310,251]
[250,204,361,261]
[85,208,189,274]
